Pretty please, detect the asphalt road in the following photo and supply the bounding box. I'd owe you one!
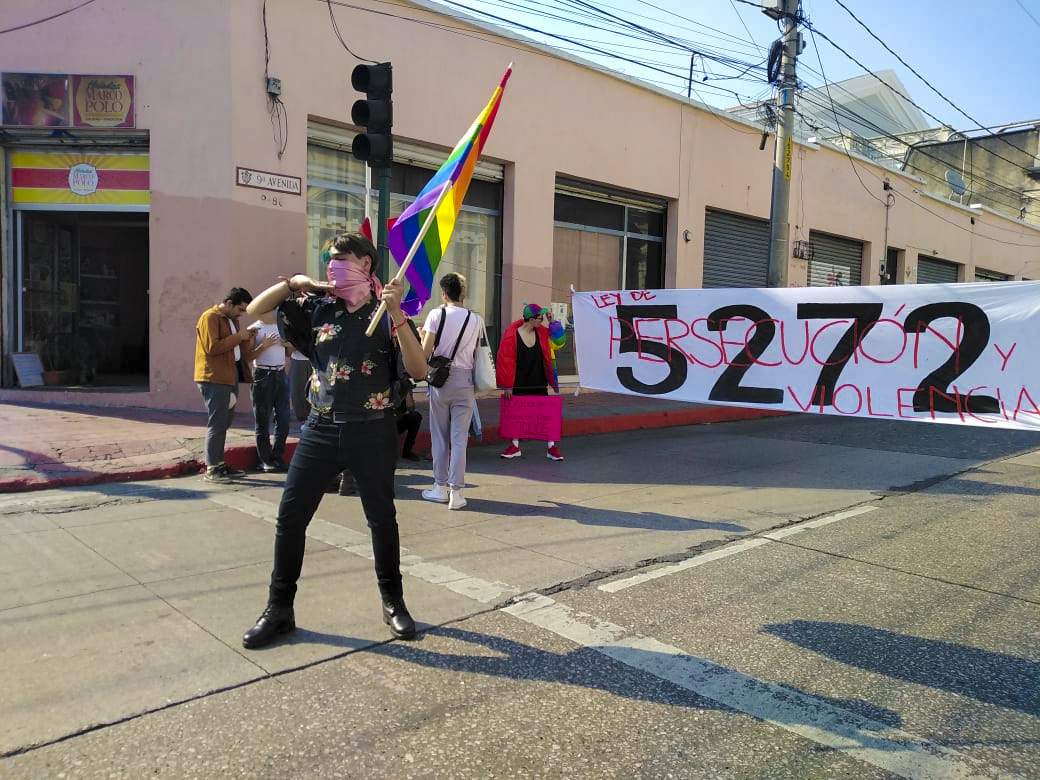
[2,415,1038,778]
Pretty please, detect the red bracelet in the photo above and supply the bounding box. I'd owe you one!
[390,319,407,334]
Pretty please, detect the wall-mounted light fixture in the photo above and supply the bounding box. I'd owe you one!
[683,229,692,243]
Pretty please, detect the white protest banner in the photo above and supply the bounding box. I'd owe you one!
[573,282,1040,431]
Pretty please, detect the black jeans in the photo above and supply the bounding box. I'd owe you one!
[289,358,312,422]
[250,368,290,463]
[397,409,421,454]
[267,413,401,607]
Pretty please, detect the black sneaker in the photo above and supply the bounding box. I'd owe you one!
[223,464,246,478]
[258,460,279,473]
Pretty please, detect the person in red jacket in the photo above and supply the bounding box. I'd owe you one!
[495,302,564,460]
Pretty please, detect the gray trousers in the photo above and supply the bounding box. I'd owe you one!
[198,381,237,467]
[427,369,474,490]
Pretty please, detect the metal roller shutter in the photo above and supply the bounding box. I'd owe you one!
[703,209,769,288]
[974,268,1008,281]
[917,255,959,284]
[807,231,863,287]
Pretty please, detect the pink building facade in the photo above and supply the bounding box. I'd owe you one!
[2,0,1038,409]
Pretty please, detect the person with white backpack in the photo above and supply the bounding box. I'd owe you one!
[420,272,483,510]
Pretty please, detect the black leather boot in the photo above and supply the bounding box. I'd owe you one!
[381,596,417,640]
[242,604,296,649]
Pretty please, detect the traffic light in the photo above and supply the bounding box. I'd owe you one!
[350,62,393,168]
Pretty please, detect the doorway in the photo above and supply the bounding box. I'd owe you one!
[15,210,148,388]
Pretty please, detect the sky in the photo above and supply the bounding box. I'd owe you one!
[425,0,1040,134]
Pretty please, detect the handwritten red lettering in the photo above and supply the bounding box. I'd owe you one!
[832,383,863,415]
[865,387,893,417]
[1012,387,1040,420]
[633,318,667,364]
[994,343,1016,371]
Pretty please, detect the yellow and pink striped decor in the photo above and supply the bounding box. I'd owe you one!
[11,151,149,206]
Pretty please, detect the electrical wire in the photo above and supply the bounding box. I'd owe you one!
[262,1,289,159]
[828,0,1036,161]
[0,0,98,35]
[327,0,378,62]
[805,21,1033,173]
[805,28,884,204]
[1015,0,1040,28]
[794,92,1030,203]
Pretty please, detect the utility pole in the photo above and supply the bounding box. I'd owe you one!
[763,0,800,288]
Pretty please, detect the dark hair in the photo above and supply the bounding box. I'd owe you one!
[439,272,466,303]
[225,287,253,306]
[331,232,378,274]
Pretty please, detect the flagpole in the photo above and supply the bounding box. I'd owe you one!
[365,181,454,337]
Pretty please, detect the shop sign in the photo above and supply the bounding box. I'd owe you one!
[236,167,302,195]
[1,73,135,129]
[11,151,149,206]
[72,76,135,128]
[68,163,99,195]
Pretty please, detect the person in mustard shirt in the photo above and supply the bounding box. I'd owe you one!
[194,287,276,482]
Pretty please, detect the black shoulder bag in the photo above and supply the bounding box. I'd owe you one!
[426,307,471,388]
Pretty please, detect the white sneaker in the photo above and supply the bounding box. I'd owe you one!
[448,488,467,510]
[422,483,449,503]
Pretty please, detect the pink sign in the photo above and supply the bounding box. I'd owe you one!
[499,395,562,441]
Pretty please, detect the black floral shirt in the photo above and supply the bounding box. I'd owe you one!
[277,295,395,416]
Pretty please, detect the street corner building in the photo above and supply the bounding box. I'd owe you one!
[2,0,1038,411]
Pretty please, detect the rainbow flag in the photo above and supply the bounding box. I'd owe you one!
[388,66,512,316]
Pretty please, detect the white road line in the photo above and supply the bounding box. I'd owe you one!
[763,505,878,540]
[601,505,879,593]
[599,538,770,593]
[504,594,1013,780]
[208,491,515,604]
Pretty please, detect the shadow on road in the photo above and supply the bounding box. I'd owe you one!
[371,625,902,728]
[762,620,1040,716]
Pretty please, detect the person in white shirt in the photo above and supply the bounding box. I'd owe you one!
[420,272,482,510]
[248,309,291,472]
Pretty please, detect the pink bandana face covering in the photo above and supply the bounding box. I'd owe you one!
[327,258,382,306]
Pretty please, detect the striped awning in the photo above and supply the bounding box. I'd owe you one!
[11,151,149,206]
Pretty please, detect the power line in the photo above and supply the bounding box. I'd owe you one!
[1013,0,1040,28]
[804,21,1035,173]
[0,0,98,35]
[805,28,884,204]
[828,0,1036,160]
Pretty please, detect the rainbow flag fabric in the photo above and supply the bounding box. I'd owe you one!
[388,66,512,316]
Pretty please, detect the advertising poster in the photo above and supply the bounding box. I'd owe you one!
[1,73,70,127]
[72,75,135,128]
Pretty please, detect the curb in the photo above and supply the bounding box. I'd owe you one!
[0,405,786,494]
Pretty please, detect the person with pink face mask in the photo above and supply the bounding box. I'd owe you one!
[240,228,427,649]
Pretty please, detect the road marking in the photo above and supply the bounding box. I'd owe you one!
[600,505,879,593]
[763,505,878,540]
[207,491,515,604]
[599,538,770,593]
[504,593,1013,780]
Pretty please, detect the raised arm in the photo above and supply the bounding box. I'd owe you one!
[247,275,331,316]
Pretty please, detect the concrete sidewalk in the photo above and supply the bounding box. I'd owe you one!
[0,387,784,493]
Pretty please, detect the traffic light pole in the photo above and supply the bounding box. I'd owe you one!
[377,166,391,281]
[766,0,799,288]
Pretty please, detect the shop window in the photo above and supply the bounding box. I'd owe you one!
[306,139,502,341]
[552,188,667,376]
